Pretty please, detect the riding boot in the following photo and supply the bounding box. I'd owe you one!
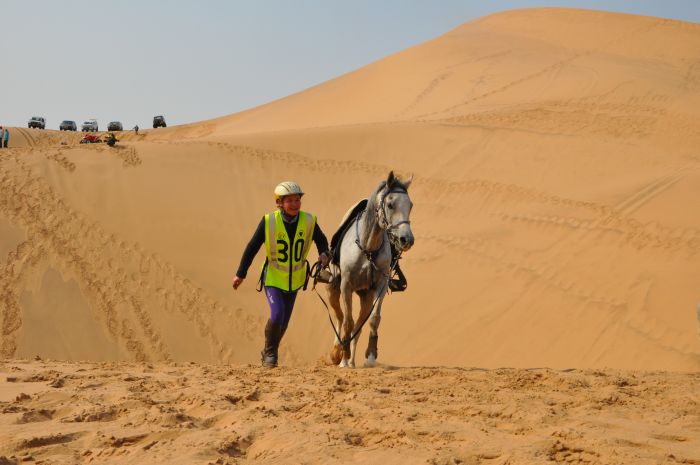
[280,325,288,343]
[261,320,283,368]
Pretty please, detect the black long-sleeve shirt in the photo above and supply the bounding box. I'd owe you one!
[235,214,329,279]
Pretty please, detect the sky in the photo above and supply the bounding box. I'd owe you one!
[1,0,699,130]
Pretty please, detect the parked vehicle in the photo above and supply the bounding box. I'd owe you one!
[107,121,123,131]
[79,134,101,144]
[60,120,77,131]
[153,115,166,128]
[81,119,98,132]
[28,116,46,129]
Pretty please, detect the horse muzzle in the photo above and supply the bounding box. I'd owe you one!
[395,232,414,252]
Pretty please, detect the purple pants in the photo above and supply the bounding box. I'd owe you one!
[264,286,298,329]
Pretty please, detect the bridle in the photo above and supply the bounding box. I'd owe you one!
[355,185,411,262]
[376,186,411,243]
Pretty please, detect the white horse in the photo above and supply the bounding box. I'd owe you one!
[327,171,414,368]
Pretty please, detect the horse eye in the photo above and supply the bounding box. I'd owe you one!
[387,202,394,210]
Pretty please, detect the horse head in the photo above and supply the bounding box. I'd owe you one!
[376,171,414,252]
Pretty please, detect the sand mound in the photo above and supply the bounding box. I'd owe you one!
[1,8,699,370]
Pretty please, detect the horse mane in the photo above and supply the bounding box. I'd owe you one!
[366,181,385,213]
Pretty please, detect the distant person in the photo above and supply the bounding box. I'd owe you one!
[0,127,4,149]
[133,125,139,135]
[106,132,118,147]
[2,127,8,148]
[232,182,330,368]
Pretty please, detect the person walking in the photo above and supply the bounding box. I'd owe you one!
[232,181,330,368]
[2,127,8,148]
[133,125,139,135]
[0,127,4,149]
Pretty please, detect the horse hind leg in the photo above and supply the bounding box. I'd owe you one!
[338,281,354,368]
[327,284,344,366]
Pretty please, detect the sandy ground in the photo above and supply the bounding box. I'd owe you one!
[1,6,700,464]
[1,360,699,465]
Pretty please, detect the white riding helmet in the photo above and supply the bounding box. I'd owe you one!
[274,181,304,201]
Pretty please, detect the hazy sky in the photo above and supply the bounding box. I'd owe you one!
[1,1,698,130]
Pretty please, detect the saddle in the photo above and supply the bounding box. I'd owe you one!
[330,199,368,265]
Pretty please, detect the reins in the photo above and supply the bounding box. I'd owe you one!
[354,209,384,264]
[311,251,402,351]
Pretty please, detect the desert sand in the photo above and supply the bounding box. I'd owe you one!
[1,7,700,464]
[1,360,698,465]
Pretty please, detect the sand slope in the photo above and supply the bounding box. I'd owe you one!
[1,8,699,371]
[1,360,699,464]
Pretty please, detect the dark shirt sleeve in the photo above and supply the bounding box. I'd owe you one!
[313,222,329,256]
[235,217,266,279]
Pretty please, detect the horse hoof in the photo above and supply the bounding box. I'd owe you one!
[330,346,343,365]
[338,359,349,368]
[364,355,377,368]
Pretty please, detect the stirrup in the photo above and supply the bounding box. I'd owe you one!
[388,278,407,292]
[316,268,333,284]
[309,261,333,284]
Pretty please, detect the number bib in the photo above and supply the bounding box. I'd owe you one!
[263,210,316,291]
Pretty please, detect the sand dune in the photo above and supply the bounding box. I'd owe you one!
[2,7,700,371]
[2,7,700,464]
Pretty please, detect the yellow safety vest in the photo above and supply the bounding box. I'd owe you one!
[263,210,316,291]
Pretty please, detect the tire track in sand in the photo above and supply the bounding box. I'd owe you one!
[421,232,627,310]
[412,20,664,121]
[0,153,258,361]
[14,128,38,148]
[64,143,142,168]
[468,166,699,355]
[143,140,698,355]
[525,164,700,254]
[166,140,699,254]
[159,140,392,177]
[614,165,691,216]
[41,149,77,173]
[421,232,696,357]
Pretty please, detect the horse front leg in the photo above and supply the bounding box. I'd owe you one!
[339,281,354,368]
[352,290,374,368]
[363,292,384,368]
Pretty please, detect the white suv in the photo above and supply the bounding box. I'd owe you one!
[81,119,98,132]
[28,116,46,129]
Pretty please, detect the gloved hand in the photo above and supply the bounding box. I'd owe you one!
[319,252,330,268]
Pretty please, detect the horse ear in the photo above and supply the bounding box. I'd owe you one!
[403,174,413,189]
[387,171,396,187]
